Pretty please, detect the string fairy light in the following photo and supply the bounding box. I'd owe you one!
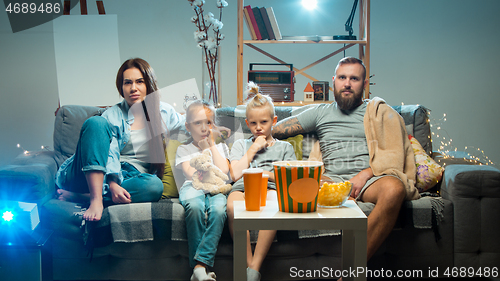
[428,111,494,166]
[17,143,51,156]
[17,143,29,155]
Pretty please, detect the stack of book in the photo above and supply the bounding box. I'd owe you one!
[243,6,282,40]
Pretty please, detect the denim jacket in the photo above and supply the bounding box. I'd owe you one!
[56,99,185,194]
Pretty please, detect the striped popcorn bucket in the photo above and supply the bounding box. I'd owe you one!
[272,161,323,213]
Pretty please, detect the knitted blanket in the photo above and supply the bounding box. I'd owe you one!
[87,200,187,247]
[85,199,343,248]
[358,195,444,230]
[364,97,420,200]
[85,197,443,248]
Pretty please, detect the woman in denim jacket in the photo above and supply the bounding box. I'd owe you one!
[55,58,184,222]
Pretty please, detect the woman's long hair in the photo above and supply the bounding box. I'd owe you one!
[116,58,166,179]
[116,58,159,98]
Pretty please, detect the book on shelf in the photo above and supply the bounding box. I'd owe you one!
[244,5,261,40]
[266,7,282,40]
[243,7,257,40]
[259,7,275,40]
[243,6,282,41]
[252,7,269,40]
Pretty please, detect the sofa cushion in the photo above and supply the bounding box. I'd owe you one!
[409,135,444,192]
[282,134,303,160]
[53,105,106,161]
[392,105,432,155]
[162,140,183,198]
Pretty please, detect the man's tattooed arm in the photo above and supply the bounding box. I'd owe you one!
[272,117,307,139]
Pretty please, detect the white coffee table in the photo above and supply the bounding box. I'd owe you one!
[233,200,367,281]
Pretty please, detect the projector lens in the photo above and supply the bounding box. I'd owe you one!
[2,211,14,222]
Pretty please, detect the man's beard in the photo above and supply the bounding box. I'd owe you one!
[334,87,363,111]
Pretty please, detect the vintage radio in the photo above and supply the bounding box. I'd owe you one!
[248,63,295,102]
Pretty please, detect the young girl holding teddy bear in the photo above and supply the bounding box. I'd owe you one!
[175,100,230,281]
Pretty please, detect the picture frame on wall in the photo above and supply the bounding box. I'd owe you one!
[312,81,329,101]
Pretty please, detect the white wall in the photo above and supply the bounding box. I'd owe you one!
[1,0,499,168]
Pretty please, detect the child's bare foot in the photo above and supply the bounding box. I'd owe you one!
[56,189,89,202]
[83,199,103,221]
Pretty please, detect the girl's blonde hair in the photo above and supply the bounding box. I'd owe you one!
[245,82,275,118]
[185,99,216,124]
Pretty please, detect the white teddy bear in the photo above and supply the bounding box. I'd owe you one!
[190,149,232,195]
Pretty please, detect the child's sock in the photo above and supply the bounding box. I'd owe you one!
[247,267,261,281]
[207,271,217,279]
[190,267,216,281]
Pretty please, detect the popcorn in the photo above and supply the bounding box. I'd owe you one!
[318,181,352,207]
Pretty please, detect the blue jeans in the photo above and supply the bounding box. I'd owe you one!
[179,182,227,268]
[59,116,163,203]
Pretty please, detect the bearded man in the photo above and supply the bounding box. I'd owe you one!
[272,57,419,262]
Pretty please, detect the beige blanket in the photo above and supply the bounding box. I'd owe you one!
[364,97,420,200]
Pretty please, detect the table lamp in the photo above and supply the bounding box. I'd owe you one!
[333,0,358,40]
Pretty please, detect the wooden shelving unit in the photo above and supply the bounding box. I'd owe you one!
[236,0,370,105]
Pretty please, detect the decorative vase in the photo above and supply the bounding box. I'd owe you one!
[201,46,222,108]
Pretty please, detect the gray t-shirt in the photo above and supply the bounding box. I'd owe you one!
[230,138,296,191]
[296,101,369,180]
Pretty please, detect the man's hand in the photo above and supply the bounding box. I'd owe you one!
[349,167,373,199]
[109,181,132,204]
[349,175,367,199]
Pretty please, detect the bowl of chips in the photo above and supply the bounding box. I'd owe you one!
[317,175,352,208]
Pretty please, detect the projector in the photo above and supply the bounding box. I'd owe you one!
[1,201,40,244]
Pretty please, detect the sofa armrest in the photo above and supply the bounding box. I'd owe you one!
[432,151,484,167]
[0,151,58,205]
[440,164,500,268]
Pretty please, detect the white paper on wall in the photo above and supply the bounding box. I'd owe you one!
[53,15,121,106]
[158,78,200,114]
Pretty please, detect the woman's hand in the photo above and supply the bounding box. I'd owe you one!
[109,181,132,204]
[215,125,231,138]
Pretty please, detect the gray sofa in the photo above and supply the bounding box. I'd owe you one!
[0,103,499,280]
